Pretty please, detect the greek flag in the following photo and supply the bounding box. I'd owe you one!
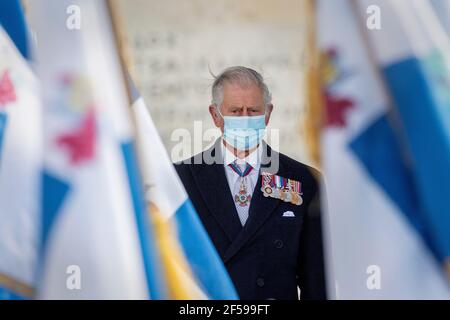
[29,0,164,299]
[131,87,238,299]
[318,0,450,299]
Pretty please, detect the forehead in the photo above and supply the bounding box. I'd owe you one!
[222,82,264,107]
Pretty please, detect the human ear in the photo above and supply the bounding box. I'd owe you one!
[209,104,223,128]
[265,104,274,125]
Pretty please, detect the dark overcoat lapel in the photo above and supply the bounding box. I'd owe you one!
[189,139,292,262]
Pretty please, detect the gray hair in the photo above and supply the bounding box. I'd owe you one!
[211,66,272,108]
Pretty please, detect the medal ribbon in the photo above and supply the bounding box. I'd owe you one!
[228,162,253,177]
[261,173,302,193]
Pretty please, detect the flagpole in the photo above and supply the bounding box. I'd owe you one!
[302,0,322,169]
[0,272,34,299]
[105,0,133,104]
[104,0,172,299]
[302,0,341,301]
[105,0,147,168]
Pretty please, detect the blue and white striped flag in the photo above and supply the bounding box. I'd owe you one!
[318,0,450,299]
[132,89,238,299]
[361,0,450,278]
[0,0,41,300]
[29,0,164,299]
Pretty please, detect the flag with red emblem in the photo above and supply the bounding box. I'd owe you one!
[30,0,164,299]
[317,0,450,299]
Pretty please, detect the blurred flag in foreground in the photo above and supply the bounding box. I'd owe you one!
[0,0,41,300]
[132,88,238,299]
[30,0,163,299]
[316,0,450,298]
[432,0,450,38]
[362,0,450,276]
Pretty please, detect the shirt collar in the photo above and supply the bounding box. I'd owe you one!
[221,139,262,170]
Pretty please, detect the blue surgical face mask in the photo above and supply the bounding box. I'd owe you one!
[217,106,267,151]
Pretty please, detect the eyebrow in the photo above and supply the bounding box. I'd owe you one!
[229,106,263,109]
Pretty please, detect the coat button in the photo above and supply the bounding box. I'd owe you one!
[274,239,284,249]
[256,278,265,287]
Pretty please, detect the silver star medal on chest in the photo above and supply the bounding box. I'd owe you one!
[235,177,252,207]
[229,162,254,207]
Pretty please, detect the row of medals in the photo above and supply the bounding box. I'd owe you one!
[261,176,303,206]
[234,175,304,207]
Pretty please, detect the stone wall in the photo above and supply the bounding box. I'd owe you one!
[116,0,311,165]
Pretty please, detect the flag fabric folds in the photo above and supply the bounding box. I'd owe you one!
[29,0,163,299]
[0,0,29,59]
[432,0,450,38]
[0,0,41,300]
[132,91,239,300]
[361,0,450,268]
[317,0,450,299]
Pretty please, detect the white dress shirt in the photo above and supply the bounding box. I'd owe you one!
[222,140,262,225]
